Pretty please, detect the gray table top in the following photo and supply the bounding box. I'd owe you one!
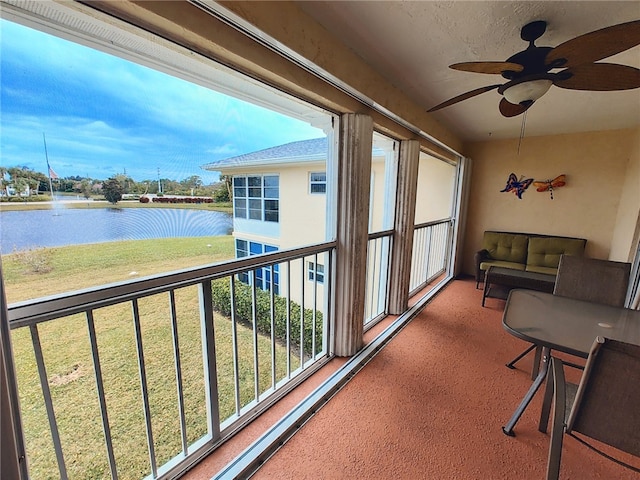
[502,289,640,358]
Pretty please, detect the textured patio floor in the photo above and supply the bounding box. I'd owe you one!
[187,278,637,479]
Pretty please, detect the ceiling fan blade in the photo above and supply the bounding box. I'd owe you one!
[428,84,501,112]
[546,20,640,68]
[499,98,532,117]
[450,62,524,75]
[554,63,640,90]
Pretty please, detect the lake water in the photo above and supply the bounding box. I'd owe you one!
[1,207,233,253]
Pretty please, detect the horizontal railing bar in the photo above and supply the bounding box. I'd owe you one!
[366,229,394,241]
[8,241,336,328]
[413,218,451,230]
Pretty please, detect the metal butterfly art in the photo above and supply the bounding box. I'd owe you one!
[533,174,566,200]
[500,173,533,199]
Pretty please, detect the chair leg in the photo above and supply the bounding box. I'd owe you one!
[503,347,551,436]
[532,345,543,380]
[546,358,566,480]
[539,369,555,433]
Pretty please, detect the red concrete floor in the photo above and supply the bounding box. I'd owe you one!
[187,278,639,479]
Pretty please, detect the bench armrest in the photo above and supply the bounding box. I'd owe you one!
[474,249,491,285]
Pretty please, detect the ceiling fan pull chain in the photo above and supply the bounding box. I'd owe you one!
[517,110,528,155]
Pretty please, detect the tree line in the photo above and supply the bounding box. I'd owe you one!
[0,165,231,203]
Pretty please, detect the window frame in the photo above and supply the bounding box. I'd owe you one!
[309,171,327,195]
[235,239,279,293]
[233,174,279,222]
[307,261,325,284]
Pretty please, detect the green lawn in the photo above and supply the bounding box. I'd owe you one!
[4,237,299,479]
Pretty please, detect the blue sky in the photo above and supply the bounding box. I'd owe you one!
[0,19,324,183]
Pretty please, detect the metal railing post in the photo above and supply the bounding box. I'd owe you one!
[199,280,220,441]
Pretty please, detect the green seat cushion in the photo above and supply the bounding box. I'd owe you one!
[482,232,529,264]
[480,260,526,271]
[526,237,586,270]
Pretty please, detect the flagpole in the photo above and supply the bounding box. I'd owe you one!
[43,133,55,201]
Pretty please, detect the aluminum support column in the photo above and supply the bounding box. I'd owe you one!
[334,113,373,356]
[388,140,420,314]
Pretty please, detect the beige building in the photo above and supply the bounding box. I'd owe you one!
[202,136,394,305]
[203,135,457,305]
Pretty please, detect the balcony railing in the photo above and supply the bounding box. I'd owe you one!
[409,219,453,294]
[364,230,393,326]
[7,242,334,480]
[6,217,454,479]
[364,219,453,327]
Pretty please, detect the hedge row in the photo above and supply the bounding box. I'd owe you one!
[150,196,214,204]
[210,278,324,356]
[0,196,49,203]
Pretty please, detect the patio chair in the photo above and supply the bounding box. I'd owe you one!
[553,255,631,307]
[506,255,631,377]
[543,337,640,480]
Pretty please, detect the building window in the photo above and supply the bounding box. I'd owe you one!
[309,172,326,194]
[233,175,279,222]
[236,239,279,293]
[307,261,325,284]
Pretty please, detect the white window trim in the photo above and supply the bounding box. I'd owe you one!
[233,174,279,223]
[309,171,327,195]
[307,261,325,283]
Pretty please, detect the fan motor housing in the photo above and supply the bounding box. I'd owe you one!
[503,46,554,79]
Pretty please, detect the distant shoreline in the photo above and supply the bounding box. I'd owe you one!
[0,198,232,213]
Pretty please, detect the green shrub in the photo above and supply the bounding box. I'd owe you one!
[211,278,323,356]
[0,195,48,203]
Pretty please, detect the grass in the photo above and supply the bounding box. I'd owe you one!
[4,237,301,479]
[3,237,235,301]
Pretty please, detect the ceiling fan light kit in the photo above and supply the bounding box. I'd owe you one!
[428,19,640,117]
[502,79,553,105]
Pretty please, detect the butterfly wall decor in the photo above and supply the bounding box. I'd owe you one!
[500,173,533,199]
[533,174,566,200]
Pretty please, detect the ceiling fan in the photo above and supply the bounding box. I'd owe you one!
[428,20,640,117]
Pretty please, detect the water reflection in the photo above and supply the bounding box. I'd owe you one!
[1,207,233,253]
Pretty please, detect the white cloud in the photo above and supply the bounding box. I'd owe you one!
[206,144,238,156]
[1,19,328,182]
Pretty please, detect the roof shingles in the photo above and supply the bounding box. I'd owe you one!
[202,137,327,171]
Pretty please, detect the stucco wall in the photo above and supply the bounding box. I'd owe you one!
[415,154,457,224]
[365,157,391,233]
[610,128,640,262]
[279,163,328,247]
[462,128,639,275]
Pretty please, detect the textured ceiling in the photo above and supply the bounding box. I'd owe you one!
[298,1,640,142]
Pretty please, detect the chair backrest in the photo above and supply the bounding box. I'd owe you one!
[553,255,631,307]
[567,338,640,456]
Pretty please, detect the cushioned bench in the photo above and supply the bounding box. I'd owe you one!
[474,231,587,288]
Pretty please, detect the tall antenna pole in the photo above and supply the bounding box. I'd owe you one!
[43,133,55,201]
